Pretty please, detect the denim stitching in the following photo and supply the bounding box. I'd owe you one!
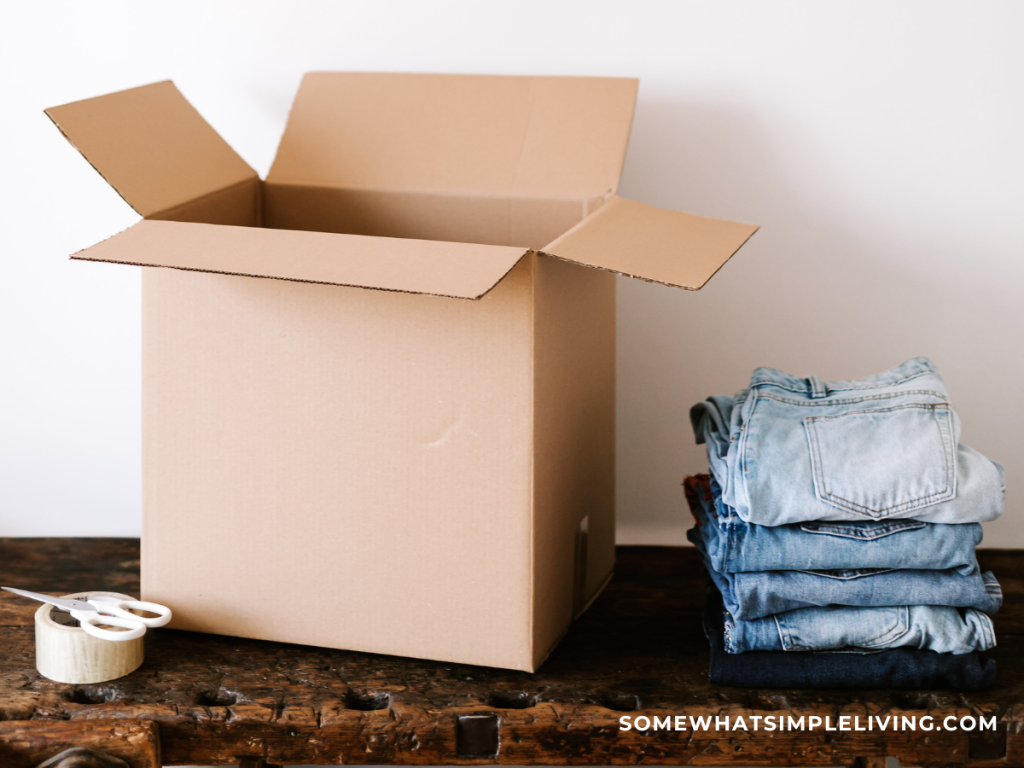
[774,612,797,651]
[777,612,813,651]
[758,389,948,408]
[710,485,739,565]
[737,393,759,510]
[798,520,928,540]
[982,573,1002,600]
[721,519,735,567]
[749,366,939,396]
[779,606,911,651]
[973,611,996,650]
[805,404,956,517]
[796,568,898,580]
[859,607,910,648]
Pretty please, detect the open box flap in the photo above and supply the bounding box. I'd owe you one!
[46,81,257,219]
[267,72,638,202]
[72,221,529,300]
[541,196,759,290]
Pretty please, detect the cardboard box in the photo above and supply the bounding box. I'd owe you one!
[46,73,757,671]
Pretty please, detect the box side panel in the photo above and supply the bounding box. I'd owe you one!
[263,183,585,251]
[531,257,616,668]
[141,260,537,671]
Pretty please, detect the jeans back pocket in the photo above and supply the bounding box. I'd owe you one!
[776,606,909,651]
[799,520,927,540]
[804,403,956,518]
[797,568,896,580]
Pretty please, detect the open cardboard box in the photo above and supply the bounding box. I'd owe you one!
[47,73,757,671]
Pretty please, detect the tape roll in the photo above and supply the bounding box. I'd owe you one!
[34,591,145,684]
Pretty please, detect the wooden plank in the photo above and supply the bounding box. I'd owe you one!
[0,540,1019,766]
[0,720,159,768]
[238,759,281,768]
[0,539,140,629]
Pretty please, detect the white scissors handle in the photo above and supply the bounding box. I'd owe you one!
[70,609,147,642]
[89,596,173,628]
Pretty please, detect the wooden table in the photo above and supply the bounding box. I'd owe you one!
[0,540,1020,768]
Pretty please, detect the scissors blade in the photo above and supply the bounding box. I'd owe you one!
[0,587,98,613]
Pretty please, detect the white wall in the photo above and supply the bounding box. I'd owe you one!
[2,1,1021,546]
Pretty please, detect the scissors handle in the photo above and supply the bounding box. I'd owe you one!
[89,596,173,627]
[70,610,147,642]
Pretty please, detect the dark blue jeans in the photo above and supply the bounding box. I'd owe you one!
[703,592,996,690]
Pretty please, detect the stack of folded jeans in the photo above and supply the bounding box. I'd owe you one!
[686,357,1005,690]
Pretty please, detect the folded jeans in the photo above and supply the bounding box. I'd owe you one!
[723,601,996,655]
[703,592,996,690]
[691,529,1001,620]
[691,357,1005,525]
[684,473,983,573]
[686,476,1001,620]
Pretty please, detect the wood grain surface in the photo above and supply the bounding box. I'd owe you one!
[0,539,1020,767]
[0,719,160,768]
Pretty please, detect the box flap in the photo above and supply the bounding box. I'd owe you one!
[541,196,759,290]
[46,81,257,219]
[72,221,528,300]
[268,72,638,201]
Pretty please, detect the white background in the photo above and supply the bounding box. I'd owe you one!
[2,1,1022,551]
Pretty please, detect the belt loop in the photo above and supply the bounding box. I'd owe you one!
[807,376,829,399]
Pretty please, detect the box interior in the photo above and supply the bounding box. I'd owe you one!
[51,73,642,250]
[260,72,639,249]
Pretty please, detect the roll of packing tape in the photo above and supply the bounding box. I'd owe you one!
[34,591,145,684]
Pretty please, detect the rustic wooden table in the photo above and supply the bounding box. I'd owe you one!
[0,540,1020,768]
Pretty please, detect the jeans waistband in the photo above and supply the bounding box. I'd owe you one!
[748,357,940,398]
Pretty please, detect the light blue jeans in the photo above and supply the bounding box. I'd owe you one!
[691,358,1005,525]
[723,602,996,655]
[691,526,1002,619]
[688,474,983,573]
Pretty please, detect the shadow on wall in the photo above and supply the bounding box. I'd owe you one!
[615,98,1022,547]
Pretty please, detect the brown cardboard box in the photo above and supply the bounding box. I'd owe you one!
[46,73,757,671]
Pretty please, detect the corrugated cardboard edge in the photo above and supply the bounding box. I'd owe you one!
[70,252,527,301]
[526,253,537,673]
[45,81,259,221]
[537,241,757,291]
[541,195,760,291]
[44,107,146,218]
[69,222,532,301]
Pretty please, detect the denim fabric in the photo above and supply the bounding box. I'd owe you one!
[690,526,1001,620]
[703,594,996,690]
[684,474,983,573]
[691,358,1005,525]
[723,600,996,654]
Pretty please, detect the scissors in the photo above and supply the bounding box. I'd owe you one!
[1,587,172,642]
